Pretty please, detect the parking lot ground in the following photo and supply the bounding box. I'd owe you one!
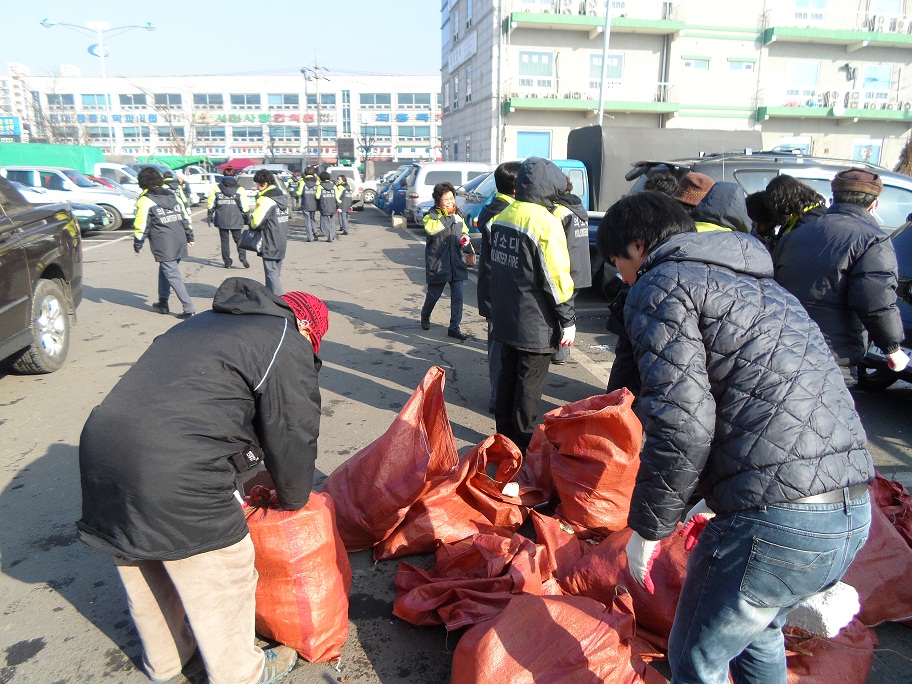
[0,205,909,683]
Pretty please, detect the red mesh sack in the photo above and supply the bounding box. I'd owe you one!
[245,490,351,662]
[322,366,459,552]
[375,434,528,560]
[393,532,555,630]
[842,486,912,625]
[556,525,688,652]
[544,389,643,536]
[450,593,666,684]
[515,424,554,507]
[870,473,912,547]
[784,619,876,684]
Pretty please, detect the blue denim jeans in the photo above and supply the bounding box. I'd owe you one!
[668,491,871,684]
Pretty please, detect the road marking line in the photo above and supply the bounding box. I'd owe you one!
[83,234,133,251]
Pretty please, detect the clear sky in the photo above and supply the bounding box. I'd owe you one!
[1,1,441,78]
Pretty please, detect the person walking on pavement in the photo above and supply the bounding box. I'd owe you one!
[315,171,338,242]
[207,166,251,269]
[162,169,191,219]
[773,169,908,387]
[250,170,289,295]
[477,161,520,413]
[78,277,329,684]
[335,175,353,236]
[288,171,300,210]
[550,177,590,365]
[420,181,471,341]
[133,167,195,319]
[489,157,575,453]
[297,166,319,241]
[596,190,873,684]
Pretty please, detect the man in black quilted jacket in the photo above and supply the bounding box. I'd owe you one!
[774,168,908,387]
[596,191,873,684]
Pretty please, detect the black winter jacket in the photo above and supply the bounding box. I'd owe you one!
[774,203,904,369]
[133,187,193,262]
[476,193,513,319]
[209,177,247,230]
[316,180,338,214]
[690,181,751,232]
[77,278,322,561]
[300,175,318,212]
[625,231,873,540]
[553,194,592,289]
[423,207,469,284]
[251,185,289,260]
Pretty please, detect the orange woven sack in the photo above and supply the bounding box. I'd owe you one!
[870,473,912,547]
[322,366,459,552]
[515,423,554,506]
[245,490,351,663]
[544,389,643,536]
[784,619,876,684]
[450,593,666,684]
[374,434,528,560]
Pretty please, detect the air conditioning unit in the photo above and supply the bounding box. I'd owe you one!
[584,0,602,15]
[558,0,576,14]
[848,91,860,107]
[529,93,539,98]
[875,14,886,30]
[572,91,582,99]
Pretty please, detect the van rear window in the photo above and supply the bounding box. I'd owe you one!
[424,171,463,186]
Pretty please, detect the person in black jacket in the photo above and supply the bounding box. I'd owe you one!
[315,171,339,242]
[763,174,828,256]
[250,170,289,295]
[297,166,319,240]
[420,181,470,339]
[550,179,590,364]
[78,277,329,684]
[335,175,353,235]
[477,161,520,412]
[206,166,251,269]
[597,191,873,684]
[774,169,908,386]
[133,167,195,318]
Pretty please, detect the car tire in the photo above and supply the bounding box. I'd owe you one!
[363,189,376,204]
[98,204,123,231]
[856,361,899,391]
[11,278,71,374]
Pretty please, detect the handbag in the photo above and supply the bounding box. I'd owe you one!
[464,242,478,268]
[238,228,262,254]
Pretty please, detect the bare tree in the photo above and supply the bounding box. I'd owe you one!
[357,131,379,179]
[130,83,199,156]
[26,73,82,144]
[895,137,912,177]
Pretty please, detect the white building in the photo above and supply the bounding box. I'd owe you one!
[441,0,912,167]
[23,71,442,169]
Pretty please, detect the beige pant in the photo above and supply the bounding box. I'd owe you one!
[114,536,264,684]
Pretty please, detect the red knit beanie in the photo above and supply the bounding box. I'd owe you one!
[280,292,329,353]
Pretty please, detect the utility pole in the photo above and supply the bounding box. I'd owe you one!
[300,60,329,171]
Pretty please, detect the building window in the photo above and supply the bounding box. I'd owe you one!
[453,5,460,42]
[84,126,111,140]
[195,126,225,141]
[359,93,391,108]
[465,66,472,103]
[360,125,392,138]
[728,59,756,72]
[268,126,300,140]
[193,93,224,108]
[397,126,430,140]
[47,93,75,107]
[794,0,825,23]
[466,0,473,27]
[862,65,892,101]
[443,82,450,114]
[682,57,710,70]
[231,126,263,140]
[453,75,460,110]
[342,89,351,134]
[267,93,299,109]
[777,136,812,155]
[518,51,554,89]
[119,93,147,108]
[153,93,182,108]
[81,93,110,108]
[516,130,551,158]
[122,126,151,140]
[230,93,261,108]
[785,60,819,103]
[589,53,624,89]
[397,93,432,108]
[852,138,882,165]
[157,126,185,138]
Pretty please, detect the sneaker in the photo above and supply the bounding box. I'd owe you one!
[152,300,169,315]
[420,317,431,330]
[551,346,571,365]
[256,646,297,684]
[175,312,194,320]
[448,328,469,341]
[224,261,233,269]
[240,258,250,268]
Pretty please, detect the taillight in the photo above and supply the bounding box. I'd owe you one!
[408,193,419,199]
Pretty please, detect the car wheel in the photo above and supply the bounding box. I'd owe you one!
[856,361,899,391]
[363,189,376,204]
[11,279,71,374]
[98,204,123,231]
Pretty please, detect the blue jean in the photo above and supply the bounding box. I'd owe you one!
[668,490,871,684]
[421,279,464,331]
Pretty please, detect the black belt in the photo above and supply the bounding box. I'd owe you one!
[788,483,868,505]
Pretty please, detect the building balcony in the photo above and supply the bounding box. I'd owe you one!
[756,87,912,122]
[506,0,683,38]
[762,9,912,51]
[503,78,678,115]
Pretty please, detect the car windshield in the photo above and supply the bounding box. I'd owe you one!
[62,169,99,188]
[465,172,496,201]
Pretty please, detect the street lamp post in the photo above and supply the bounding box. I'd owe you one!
[300,63,329,171]
[40,18,155,154]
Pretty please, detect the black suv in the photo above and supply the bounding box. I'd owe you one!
[0,176,83,373]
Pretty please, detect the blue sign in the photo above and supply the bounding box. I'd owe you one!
[0,116,21,137]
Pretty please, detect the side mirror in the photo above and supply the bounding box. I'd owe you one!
[456,187,466,197]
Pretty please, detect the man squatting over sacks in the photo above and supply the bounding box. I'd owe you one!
[597,191,872,684]
[77,278,329,684]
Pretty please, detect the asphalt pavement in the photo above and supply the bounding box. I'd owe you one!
[1,204,910,683]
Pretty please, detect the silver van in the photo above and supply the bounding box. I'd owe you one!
[403,162,494,222]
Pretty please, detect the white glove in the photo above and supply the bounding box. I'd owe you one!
[625,531,661,594]
[887,348,909,372]
[559,324,576,347]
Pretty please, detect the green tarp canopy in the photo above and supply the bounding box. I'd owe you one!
[0,142,105,176]
[136,155,212,170]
